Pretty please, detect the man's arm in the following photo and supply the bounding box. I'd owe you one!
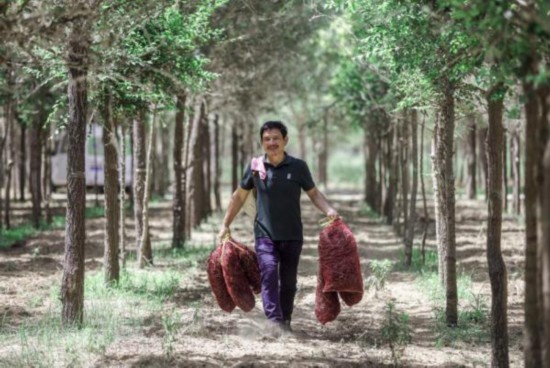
[306,187,338,218]
[218,187,251,240]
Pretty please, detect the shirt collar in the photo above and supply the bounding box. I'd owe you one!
[263,152,291,167]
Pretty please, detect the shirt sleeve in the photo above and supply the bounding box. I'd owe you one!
[301,161,315,191]
[240,164,254,190]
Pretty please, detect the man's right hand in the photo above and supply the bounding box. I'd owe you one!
[218,226,231,243]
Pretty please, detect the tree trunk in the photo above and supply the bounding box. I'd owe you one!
[61,20,89,326]
[29,110,43,229]
[188,100,205,228]
[404,109,418,267]
[183,99,194,239]
[120,123,127,268]
[318,115,328,188]
[133,111,152,266]
[486,85,509,367]
[433,81,458,326]
[101,91,120,284]
[400,114,410,236]
[523,71,542,368]
[537,84,550,368]
[420,114,428,265]
[297,120,307,162]
[3,78,14,229]
[502,128,508,212]
[172,93,186,249]
[511,127,521,215]
[384,125,397,224]
[139,107,156,268]
[479,126,489,200]
[365,117,379,212]
[213,114,221,211]
[19,123,26,202]
[203,108,212,218]
[231,121,239,191]
[466,120,477,199]
[42,126,52,225]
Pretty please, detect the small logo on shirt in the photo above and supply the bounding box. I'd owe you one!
[287,173,292,179]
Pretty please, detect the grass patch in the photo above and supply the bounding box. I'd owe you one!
[0,204,125,250]
[0,216,65,249]
[401,248,489,347]
[0,264,200,367]
[358,203,381,220]
[153,245,213,267]
[85,206,105,219]
[415,269,489,347]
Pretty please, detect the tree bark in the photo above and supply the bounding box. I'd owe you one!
[133,111,152,266]
[536,84,550,368]
[61,19,89,327]
[3,75,14,229]
[420,114,428,265]
[318,115,328,188]
[183,99,194,239]
[466,120,477,199]
[19,123,26,202]
[42,123,52,225]
[433,80,458,326]
[479,126,489,200]
[511,127,521,215]
[101,91,120,284]
[120,123,127,268]
[172,93,186,249]
[29,108,43,229]
[139,107,156,268]
[404,109,418,267]
[502,127,508,212]
[486,85,509,367]
[203,108,212,218]
[213,114,221,211]
[383,125,397,224]
[400,114,409,237]
[187,100,205,228]
[231,121,239,191]
[523,69,542,368]
[365,117,379,212]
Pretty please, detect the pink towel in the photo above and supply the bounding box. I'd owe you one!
[251,156,266,180]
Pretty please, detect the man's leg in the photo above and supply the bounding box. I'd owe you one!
[255,237,283,323]
[279,240,303,325]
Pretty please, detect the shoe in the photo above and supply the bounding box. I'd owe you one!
[281,319,292,333]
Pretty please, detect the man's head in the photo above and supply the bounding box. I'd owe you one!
[259,121,288,140]
[259,121,288,157]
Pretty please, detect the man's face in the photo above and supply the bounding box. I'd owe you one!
[261,128,287,156]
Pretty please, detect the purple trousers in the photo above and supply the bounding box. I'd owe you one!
[254,237,303,323]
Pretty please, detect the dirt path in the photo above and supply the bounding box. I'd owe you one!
[0,190,525,367]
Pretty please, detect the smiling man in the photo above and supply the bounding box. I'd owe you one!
[218,120,338,334]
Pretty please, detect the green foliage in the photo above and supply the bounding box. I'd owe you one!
[416,271,490,347]
[366,259,393,292]
[161,309,181,359]
[379,301,412,366]
[0,216,65,249]
[85,206,105,219]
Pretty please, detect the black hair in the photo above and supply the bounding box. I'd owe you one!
[259,121,288,140]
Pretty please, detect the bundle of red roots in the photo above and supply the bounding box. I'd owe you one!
[315,218,364,324]
[207,237,261,313]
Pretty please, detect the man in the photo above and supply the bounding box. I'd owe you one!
[218,121,338,333]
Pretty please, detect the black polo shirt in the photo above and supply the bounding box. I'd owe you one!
[240,153,315,241]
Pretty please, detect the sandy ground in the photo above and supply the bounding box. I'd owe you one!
[0,190,525,367]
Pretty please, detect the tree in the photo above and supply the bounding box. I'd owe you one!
[61,1,96,326]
